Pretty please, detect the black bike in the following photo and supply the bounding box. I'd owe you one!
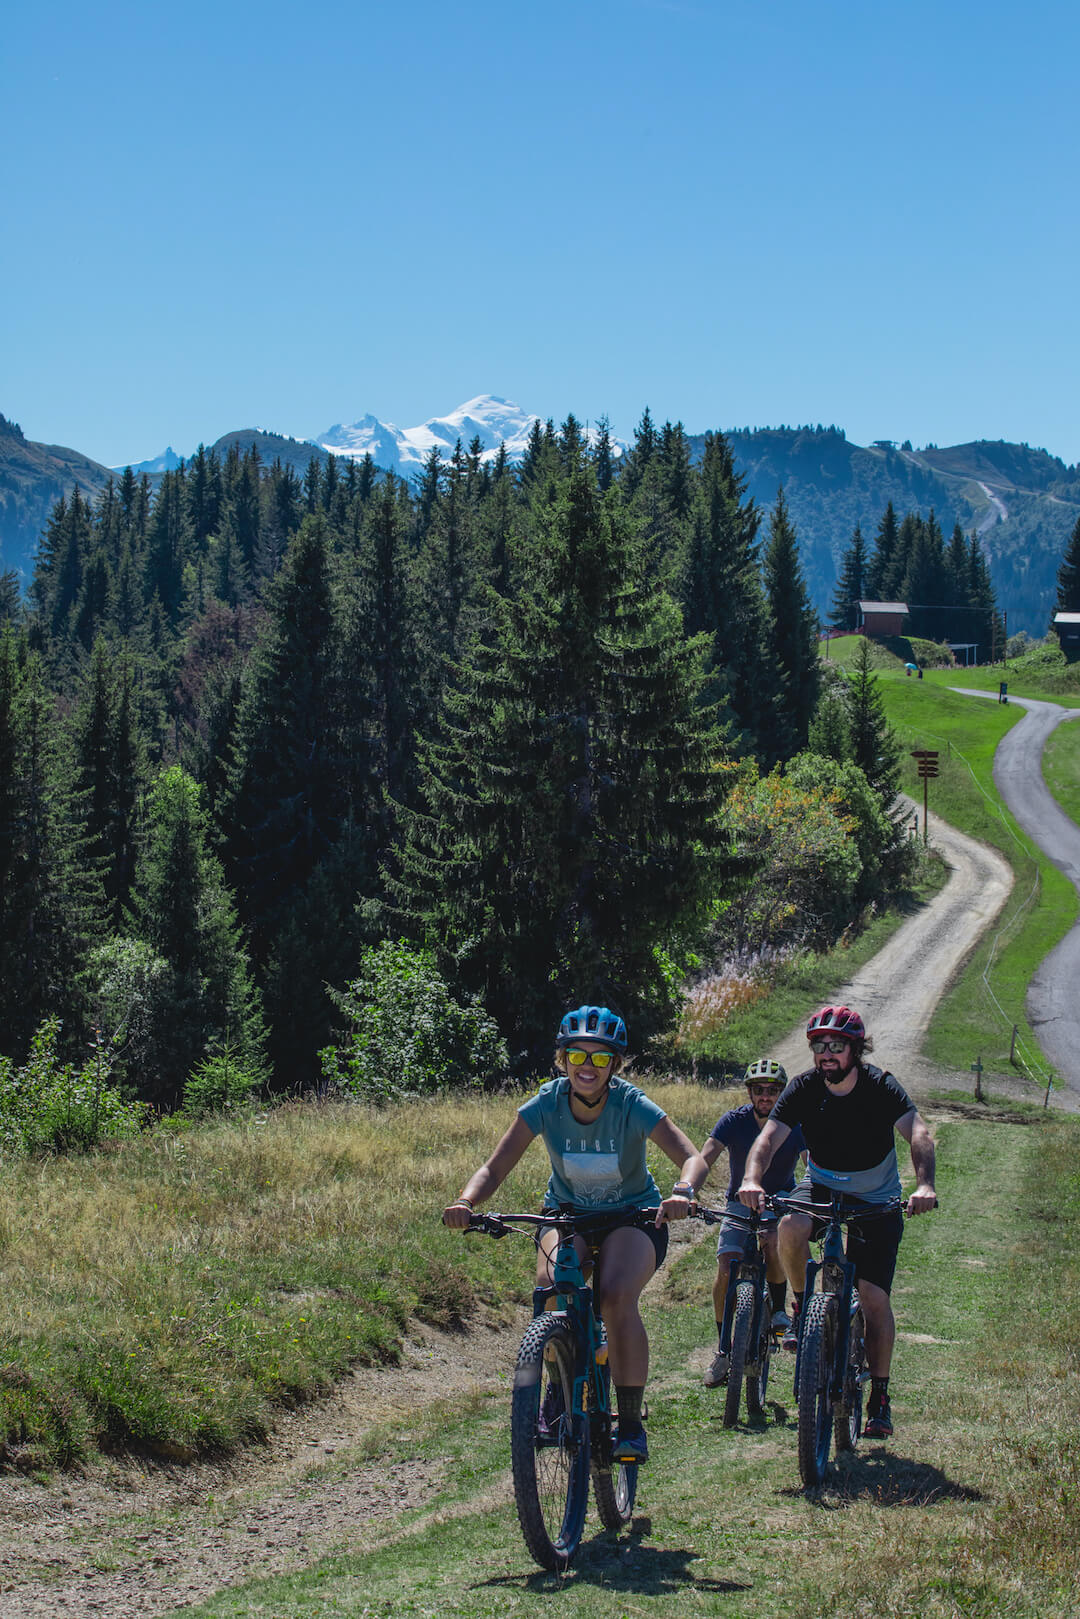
[709,1203,783,1428]
[771,1190,907,1486]
[466,1207,652,1570]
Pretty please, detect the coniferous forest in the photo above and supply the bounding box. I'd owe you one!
[0,411,996,1116]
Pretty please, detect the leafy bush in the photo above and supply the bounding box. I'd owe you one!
[0,1019,146,1155]
[320,940,509,1101]
[713,761,861,953]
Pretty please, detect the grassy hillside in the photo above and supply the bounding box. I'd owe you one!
[161,1103,1080,1619]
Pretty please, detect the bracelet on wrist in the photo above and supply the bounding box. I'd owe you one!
[454,1195,475,1209]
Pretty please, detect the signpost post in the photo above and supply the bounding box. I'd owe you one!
[910,749,940,842]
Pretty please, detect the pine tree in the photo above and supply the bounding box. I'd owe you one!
[830,523,866,631]
[393,459,731,1062]
[1055,513,1080,613]
[847,637,902,804]
[130,765,267,1105]
[764,487,820,753]
[865,503,900,600]
[677,432,784,763]
[72,638,144,928]
[0,635,104,1055]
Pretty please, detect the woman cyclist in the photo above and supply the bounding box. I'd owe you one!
[443,1004,707,1464]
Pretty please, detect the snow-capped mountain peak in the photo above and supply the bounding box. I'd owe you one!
[312,395,542,477]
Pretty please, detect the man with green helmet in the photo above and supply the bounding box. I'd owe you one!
[697,1059,805,1388]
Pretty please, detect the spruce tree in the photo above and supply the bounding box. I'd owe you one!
[764,487,820,753]
[830,523,866,631]
[393,459,731,1063]
[678,432,784,763]
[1055,513,1080,614]
[130,765,267,1105]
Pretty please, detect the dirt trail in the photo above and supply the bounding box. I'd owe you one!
[0,804,1063,1617]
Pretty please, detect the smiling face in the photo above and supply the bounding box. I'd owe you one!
[810,1033,857,1083]
[556,1038,621,1106]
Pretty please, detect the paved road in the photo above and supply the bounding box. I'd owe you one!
[952,688,1080,1094]
[767,802,1013,1093]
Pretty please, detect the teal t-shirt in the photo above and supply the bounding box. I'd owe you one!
[517,1077,666,1210]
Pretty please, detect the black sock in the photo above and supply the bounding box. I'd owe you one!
[769,1282,788,1313]
[871,1376,890,1402]
[616,1385,644,1430]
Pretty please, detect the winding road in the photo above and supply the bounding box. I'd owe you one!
[766,805,1013,1093]
[765,688,1080,1101]
[952,689,1080,1094]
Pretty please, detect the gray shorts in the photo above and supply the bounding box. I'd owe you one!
[716,1197,781,1259]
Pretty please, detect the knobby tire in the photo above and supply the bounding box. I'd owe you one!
[510,1314,590,1570]
[745,1287,772,1420]
[834,1292,866,1452]
[724,1280,756,1428]
[797,1292,836,1487]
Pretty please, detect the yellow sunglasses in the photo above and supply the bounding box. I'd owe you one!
[564,1048,615,1068]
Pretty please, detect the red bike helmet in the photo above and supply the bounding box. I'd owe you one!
[806,1005,866,1043]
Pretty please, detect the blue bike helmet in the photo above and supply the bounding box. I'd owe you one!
[556,1005,628,1052]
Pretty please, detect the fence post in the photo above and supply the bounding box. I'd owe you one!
[970,1055,984,1103]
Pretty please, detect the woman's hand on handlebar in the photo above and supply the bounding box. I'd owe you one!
[443,1200,475,1229]
[656,1192,693,1226]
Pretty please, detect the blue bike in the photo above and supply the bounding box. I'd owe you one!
[467,1207,652,1569]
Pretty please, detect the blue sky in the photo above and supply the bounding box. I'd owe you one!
[3,0,1078,468]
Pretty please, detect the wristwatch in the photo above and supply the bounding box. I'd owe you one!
[672,1181,696,1200]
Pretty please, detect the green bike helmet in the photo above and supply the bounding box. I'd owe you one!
[744,1058,787,1087]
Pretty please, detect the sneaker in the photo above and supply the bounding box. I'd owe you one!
[703,1350,730,1388]
[612,1425,649,1464]
[771,1307,791,1332]
[782,1305,800,1352]
[863,1395,893,1439]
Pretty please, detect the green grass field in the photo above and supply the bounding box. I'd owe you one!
[163,1104,1080,1619]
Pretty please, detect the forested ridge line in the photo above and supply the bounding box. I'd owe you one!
[0,411,985,1121]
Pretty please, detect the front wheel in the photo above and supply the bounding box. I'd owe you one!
[834,1293,866,1452]
[511,1314,590,1570]
[724,1280,756,1428]
[796,1292,836,1487]
[745,1285,772,1420]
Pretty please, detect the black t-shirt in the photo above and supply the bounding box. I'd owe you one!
[771,1062,913,1174]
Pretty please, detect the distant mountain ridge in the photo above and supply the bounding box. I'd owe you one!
[3,403,1077,633]
[0,414,115,581]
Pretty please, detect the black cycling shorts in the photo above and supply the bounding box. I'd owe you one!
[541,1211,670,1273]
[784,1182,904,1295]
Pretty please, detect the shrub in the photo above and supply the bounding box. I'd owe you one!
[181,1046,261,1118]
[0,1020,146,1155]
[320,940,509,1102]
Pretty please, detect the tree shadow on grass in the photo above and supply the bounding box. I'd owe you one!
[477,1521,751,1596]
[781,1448,985,1509]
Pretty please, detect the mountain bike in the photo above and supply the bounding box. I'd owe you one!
[465,1206,662,1571]
[708,1204,784,1427]
[770,1190,908,1487]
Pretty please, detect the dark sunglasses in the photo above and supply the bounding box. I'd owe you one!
[564,1048,615,1069]
[811,1037,851,1054]
[749,1083,782,1097]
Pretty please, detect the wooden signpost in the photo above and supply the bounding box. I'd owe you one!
[910,749,939,843]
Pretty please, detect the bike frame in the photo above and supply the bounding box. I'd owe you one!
[531,1216,615,1463]
[792,1198,859,1404]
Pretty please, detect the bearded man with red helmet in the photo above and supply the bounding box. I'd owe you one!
[737,1005,937,1441]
